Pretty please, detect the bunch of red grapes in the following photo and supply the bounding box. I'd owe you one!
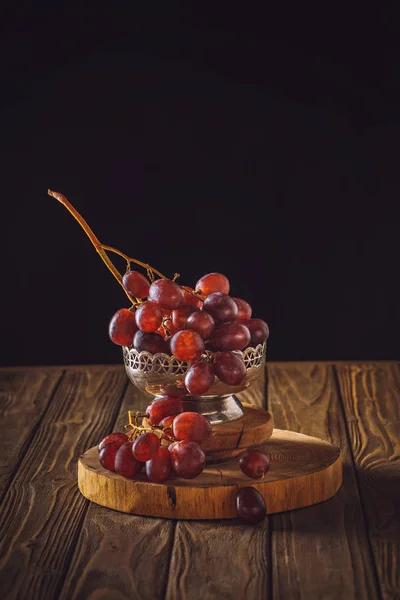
[109,271,269,395]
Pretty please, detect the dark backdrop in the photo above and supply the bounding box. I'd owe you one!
[1,4,399,366]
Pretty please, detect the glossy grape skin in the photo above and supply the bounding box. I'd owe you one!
[108,308,139,346]
[98,432,128,452]
[236,487,266,524]
[148,279,184,310]
[173,412,212,442]
[242,319,270,346]
[185,361,215,395]
[203,293,238,324]
[115,441,143,478]
[122,271,150,299]
[99,441,121,471]
[213,322,251,351]
[213,351,247,385]
[195,273,230,295]
[182,287,204,309]
[185,311,215,339]
[146,396,184,425]
[172,305,199,330]
[159,415,176,437]
[170,330,205,362]
[232,297,252,321]
[132,432,160,461]
[135,301,163,332]
[133,330,169,354]
[239,450,270,479]
[170,440,205,479]
[146,447,173,482]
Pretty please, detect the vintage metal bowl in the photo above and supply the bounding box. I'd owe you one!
[123,341,266,424]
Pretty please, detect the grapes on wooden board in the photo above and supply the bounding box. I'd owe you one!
[146,396,184,425]
[98,432,128,452]
[135,301,163,332]
[171,305,199,330]
[148,278,184,310]
[108,308,138,346]
[242,318,270,346]
[146,447,173,483]
[185,310,216,339]
[122,270,150,299]
[239,450,270,479]
[232,297,252,321]
[115,441,143,478]
[184,361,215,395]
[133,330,169,354]
[236,486,266,524]
[195,273,230,295]
[170,330,205,362]
[182,287,204,309]
[213,321,251,351]
[172,412,212,443]
[132,432,160,461]
[213,351,247,385]
[203,292,238,324]
[99,441,121,472]
[170,440,205,479]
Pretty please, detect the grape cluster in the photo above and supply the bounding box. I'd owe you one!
[109,271,269,395]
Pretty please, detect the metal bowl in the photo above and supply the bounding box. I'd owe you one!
[123,342,267,424]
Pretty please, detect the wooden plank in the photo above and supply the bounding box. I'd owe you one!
[58,383,175,600]
[0,368,63,498]
[0,367,127,600]
[268,363,380,600]
[335,363,400,600]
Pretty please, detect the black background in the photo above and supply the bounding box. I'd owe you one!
[1,3,399,366]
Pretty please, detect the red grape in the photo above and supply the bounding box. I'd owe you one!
[183,287,204,309]
[242,319,270,346]
[185,361,215,395]
[195,273,230,295]
[132,432,160,461]
[99,441,121,471]
[146,396,184,425]
[146,447,173,482]
[108,308,138,346]
[236,487,266,524]
[148,279,184,310]
[133,330,169,354]
[171,305,199,330]
[159,415,176,437]
[173,412,212,442]
[213,322,251,351]
[170,330,205,362]
[98,432,128,452]
[170,440,205,479]
[213,351,247,385]
[232,297,252,321]
[115,441,143,478]
[135,301,163,332]
[122,271,150,299]
[156,325,167,339]
[239,450,270,479]
[203,293,238,323]
[186,311,215,339]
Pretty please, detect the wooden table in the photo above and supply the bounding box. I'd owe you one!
[0,362,399,600]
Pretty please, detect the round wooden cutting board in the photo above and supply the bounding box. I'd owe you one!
[78,428,342,520]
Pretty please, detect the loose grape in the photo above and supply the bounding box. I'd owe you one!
[185,361,215,395]
[133,330,169,354]
[146,447,173,482]
[242,319,270,346]
[98,432,128,452]
[213,322,251,351]
[99,441,121,471]
[172,305,199,330]
[115,441,143,478]
[236,487,266,524]
[213,351,247,385]
[170,440,205,479]
[203,293,238,324]
[170,330,205,362]
[108,308,138,346]
[183,287,204,309]
[173,412,212,442]
[232,297,252,321]
[146,396,184,425]
[132,432,160,461]
[186,311,216,339]
[239,450,270,479]
[122,271,150,299]
[135,301,163,332]
[195,273,230,295]
[148,279,184,310]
